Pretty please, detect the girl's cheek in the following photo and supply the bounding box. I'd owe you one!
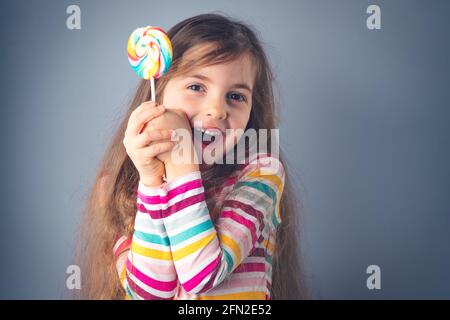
[230,110,251,131]
[179,99,196,118]
[180,96,201,119]
[163,93,195,117]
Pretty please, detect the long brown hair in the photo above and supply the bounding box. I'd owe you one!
[75,13,308,300]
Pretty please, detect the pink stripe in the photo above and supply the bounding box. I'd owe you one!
[160,179,203,203]
[113,238,131,260]
[221,210,257,245]
[137,179,203,205]
[223,200,265,233]
[126,258,178,291]
[217,218,251,255]
[113,235,128,252]
[182,253,221,292]
[234,262,266,273]
[160,193,205,218]
[126,274,172,300]
[136,202,162,219]
[225,177,237,186]
[137,191,161,205]
[131,254,176,276]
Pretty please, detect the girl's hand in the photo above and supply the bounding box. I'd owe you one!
[146,109,193,164]
[123,101,177,187]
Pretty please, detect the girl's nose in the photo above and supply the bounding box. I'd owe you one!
[205,99,227,120]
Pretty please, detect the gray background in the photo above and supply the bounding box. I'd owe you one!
[1,0,449,299]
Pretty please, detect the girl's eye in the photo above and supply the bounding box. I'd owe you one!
[227,92,246,103]
[187,84,204,92]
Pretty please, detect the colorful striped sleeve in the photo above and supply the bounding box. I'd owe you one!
[113,180,179,300]
[113,235,132,299]
[159,154,285,295]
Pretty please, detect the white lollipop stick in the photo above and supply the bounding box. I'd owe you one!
[150,76,155,102]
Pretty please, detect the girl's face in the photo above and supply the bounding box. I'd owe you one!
[162,44,256,164]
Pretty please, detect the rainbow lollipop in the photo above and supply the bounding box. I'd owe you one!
[127,26,173,101]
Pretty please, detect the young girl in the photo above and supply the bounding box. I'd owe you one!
[77,13,307,300]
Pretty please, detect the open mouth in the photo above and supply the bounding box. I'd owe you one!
[192,127,223,147]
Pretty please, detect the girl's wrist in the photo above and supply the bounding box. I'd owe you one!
[139,176,164,188]
[164,162,199,183]
[163,139,200,181]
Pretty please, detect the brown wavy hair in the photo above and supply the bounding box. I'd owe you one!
[75,13,308,300]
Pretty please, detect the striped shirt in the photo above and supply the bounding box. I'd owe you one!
[113,153,285,300]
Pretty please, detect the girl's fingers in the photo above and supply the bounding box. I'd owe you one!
[126,104,165,136]
[128,101,157,126]
[133,101,157,117]
[141,141,177,158]
[132,129,175,149]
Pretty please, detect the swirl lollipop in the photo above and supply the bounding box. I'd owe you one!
[127,26,173,101]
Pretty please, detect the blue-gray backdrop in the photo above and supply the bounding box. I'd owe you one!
[0,0,449,299]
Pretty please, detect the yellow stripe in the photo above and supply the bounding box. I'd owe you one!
[261,238,275,254]
[218,232,241,263]
[247,170,283,193]
[119,265,127,282]
[197,291,266,300]
[131,242,173,260]
[172,232,217,261]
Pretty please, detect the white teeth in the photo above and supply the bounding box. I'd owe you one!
[194,127,222,136]
[204,129,220,136]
